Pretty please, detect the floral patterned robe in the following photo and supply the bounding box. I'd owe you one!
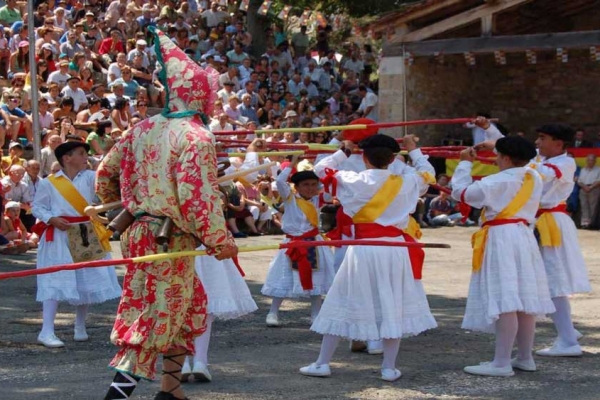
[95,27,233,380]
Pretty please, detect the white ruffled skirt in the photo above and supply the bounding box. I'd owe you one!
[311,237,437,340]
[462,224,556,333]
[539,213,592,298]
[194,247,257,320]
[261,235,335,298]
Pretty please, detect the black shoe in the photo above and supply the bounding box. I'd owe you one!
[154,391,189,400]
[232,232,247,238]
[248,231,262,236]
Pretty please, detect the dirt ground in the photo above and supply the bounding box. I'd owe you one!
[1,227,599,400]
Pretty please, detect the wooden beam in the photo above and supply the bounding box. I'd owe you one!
[383,30,600,57]
[393,0,533,43]
[372,0,465,33]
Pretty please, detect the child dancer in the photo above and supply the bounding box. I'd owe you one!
[181,240,258,382]
[451,136,555,376]
[260,156,335,327]
[301,134,437,381]
[531,125,591,356]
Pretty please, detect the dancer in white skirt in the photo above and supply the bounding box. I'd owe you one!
[301,134,437,382]
[32,141,121,348]
[181,245,258,382]
[452,136,555,377]
[260,156,335,327]
[530,124,591,357]
[322,129,436,355]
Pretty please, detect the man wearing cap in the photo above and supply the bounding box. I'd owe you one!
[127,39,150,68]
[451,136,554,377]
[47,60,72,88]
[32,140,121,349]
[61,76,89,112]
[282,110,299,129]
[60,29,85,59]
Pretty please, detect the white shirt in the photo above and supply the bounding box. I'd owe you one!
[465,122,502,145]
[451,163,542,224]
[343,59,364,74]
[529,153,576,208]
[276,167,322,236]
[47,71,71,87]
[1,176,32,203]
[209,120,232,133]
[60,86,88,111]
[107,62,123,84]
[578,165,600,186]
[358,92,378,121]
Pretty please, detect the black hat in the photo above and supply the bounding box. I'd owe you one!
[536,124,575,143]
[290,170,319,185]
[55,141,90,160]
[495,136,537,162]
[358,134,400,153]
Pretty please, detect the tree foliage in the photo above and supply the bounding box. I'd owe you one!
[268,0,412,17]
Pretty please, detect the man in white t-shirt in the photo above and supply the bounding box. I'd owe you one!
[107,52,127,84]
[357,85,378,121]
[201,2,228,28]
[578,154,600,228]
[60,76,89,112]
[343,54,364,77]
[46,61,71,89]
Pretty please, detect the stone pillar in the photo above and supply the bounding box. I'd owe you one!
[378,56,406,138]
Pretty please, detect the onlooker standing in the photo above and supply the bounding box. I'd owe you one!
[291,25,309,58]
[357,85,378,121]
[578,154,600,228]
[573,129,593,148]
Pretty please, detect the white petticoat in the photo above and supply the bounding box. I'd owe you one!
[36,229,121,305]
[539,213,592,297]
[462,224,556,333]
[194,247,257,320]
[311,237,437,340]
[261,235,335,298]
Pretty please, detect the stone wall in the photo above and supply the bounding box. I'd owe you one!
[378,49,600,146]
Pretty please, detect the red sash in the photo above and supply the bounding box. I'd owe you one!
[536,203,567,218]
[285,227,320,290]
[354,223,424,280]
[32,216,90,242]
[326,207,354,241]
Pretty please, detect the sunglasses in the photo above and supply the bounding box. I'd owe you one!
[137,102,147,107]
[10,98,20,103]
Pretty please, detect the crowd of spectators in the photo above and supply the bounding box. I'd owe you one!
[0,0,382,246]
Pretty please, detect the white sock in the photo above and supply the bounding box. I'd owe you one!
[269,297,284,315]
[315,334,340,365]
[193,314,214,365]
[492,312,518,368]
[550,296,578,346]
[516,312,536,360]
[382,338,401,370]
[310,296,322,320]
[40,299,59,336]
[75,305,89,330]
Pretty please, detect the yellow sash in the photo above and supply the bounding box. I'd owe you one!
[420,171,437,185]
[471,172,534,272]
[535,204,564,247]
[352,175,403,223]
[407,216,422,240]
[48,175,112,252]
[295,197,319,228]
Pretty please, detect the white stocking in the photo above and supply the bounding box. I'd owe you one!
[75,304,89,330]
[315,334,340,365]
[193,314,214,365]
[492,312,518,368]
[382,338,401,370]
[550,296,578,346]
[269,297,284,315]
[515,312,536,360]
[41,299,59,336]
[310,296,322,320]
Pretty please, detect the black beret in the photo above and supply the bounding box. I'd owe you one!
[495,136,537,162]
[290,170,319,185]
[358,134,400,153]
[536,124,575,143]
[55,141,90,160]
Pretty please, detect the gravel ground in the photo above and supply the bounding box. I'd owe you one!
[1,227,598,400]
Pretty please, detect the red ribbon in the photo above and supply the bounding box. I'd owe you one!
[543,163,563,179]
[354,223,425,280]
[231,256,245,277]
[32,216,90,242]
[326,207,353,241]
[285,227,320,290]
[321,168,338,196]
[536,203,567,218]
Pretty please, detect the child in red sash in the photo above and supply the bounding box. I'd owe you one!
[260,156,335,327]
[452,137,555,377]
[300,134,437,382]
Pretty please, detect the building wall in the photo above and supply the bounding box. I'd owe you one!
[379,49,600,145]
